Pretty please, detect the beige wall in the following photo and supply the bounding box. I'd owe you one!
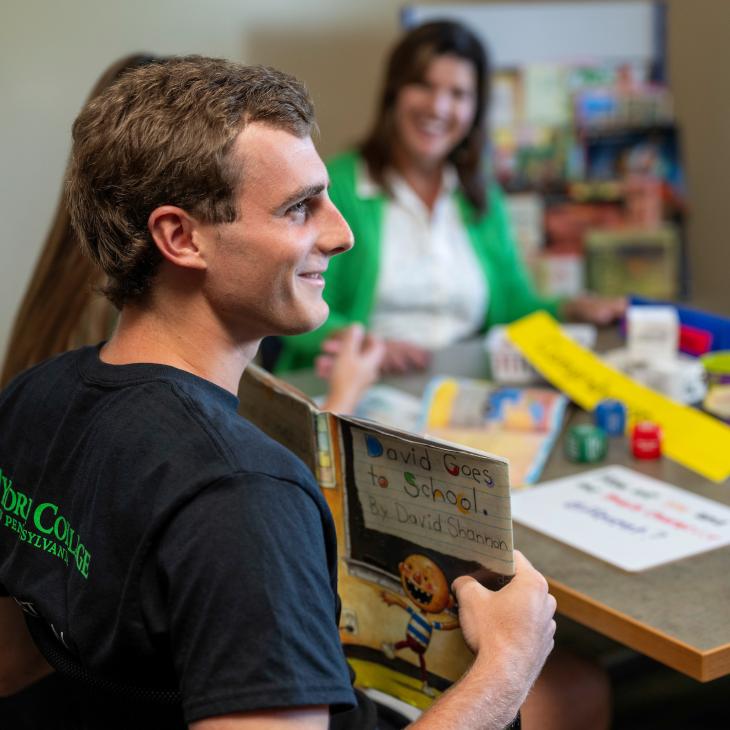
[0,0,405,360]
[666,0,730,316]
[1,0,728,361]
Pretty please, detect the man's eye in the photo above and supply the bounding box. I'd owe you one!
[288,200,310,220]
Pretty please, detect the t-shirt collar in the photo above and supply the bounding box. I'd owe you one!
[78,343,240,412]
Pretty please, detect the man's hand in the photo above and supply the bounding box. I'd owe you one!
[380,339,431,374]
[562,294,627,326]
[453,551,556,689]
[318,324,384,413]
[410,551,556,730]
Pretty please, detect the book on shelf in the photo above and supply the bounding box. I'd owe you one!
[238,364,515,709]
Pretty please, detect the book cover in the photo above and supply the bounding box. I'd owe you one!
[238,365,515,709]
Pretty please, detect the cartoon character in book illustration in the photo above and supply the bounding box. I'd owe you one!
[380,553,459,696]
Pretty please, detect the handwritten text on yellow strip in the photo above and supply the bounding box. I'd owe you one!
[506,312,730,483]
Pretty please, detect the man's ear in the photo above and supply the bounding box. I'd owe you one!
[148,205,207,271]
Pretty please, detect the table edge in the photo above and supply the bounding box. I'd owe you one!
[549,578,730,682]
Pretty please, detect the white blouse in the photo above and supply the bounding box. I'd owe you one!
[362,165,488,349]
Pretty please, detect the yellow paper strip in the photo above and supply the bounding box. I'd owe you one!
[506,312,730,483]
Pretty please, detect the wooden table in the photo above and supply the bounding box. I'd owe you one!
[282,338,730,682]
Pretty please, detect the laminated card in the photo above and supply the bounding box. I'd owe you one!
[512,465,730,571]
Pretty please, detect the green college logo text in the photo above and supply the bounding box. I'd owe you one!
[0,467,91,579]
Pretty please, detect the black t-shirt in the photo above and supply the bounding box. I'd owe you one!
[0,346,356,726]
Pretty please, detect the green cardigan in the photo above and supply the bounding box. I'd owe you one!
[276,151,561,372]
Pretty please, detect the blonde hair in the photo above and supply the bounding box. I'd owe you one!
[1,53,158,388]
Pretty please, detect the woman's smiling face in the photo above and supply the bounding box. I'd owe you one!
[393,53,478,171]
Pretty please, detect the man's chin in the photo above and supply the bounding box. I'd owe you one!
[275,305,329,337]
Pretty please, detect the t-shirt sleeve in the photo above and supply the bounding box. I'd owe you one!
[146,472,355,724]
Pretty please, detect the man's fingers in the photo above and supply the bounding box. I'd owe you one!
[512,550,545,583]
[512,549,532,571]
[451,575,476,593]
[510,551,552,610]
[547,593,557,615]
[512,550,541,583]
[452,575,492,604]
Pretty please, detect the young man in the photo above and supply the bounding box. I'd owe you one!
[0,57,556,729]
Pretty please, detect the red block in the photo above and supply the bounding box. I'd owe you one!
[679,324,713,356]
[631,422,662,460]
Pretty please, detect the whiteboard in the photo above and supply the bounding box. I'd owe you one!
[402,2,664,71]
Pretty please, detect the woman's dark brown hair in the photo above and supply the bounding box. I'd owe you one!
[360,20,491,215]
[0,53,159,388]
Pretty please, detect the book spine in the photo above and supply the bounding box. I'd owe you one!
[315,412,336,488]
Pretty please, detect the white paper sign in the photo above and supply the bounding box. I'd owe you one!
[511,466,730,572]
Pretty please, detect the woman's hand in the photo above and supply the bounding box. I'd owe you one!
[317,325,385,414]
[562,295,627,326]
[380,339,432,374]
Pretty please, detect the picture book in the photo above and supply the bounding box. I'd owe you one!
[422,377,568,487]
[237,365,515,709]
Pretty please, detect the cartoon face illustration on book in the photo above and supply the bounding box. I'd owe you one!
[380,554,460,696]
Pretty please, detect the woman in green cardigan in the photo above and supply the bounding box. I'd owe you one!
[277,21,624,374]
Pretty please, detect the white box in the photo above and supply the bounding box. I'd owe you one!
[626,305,679,360]
[486,323,597,384]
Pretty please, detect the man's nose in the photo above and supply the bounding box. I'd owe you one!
[320,200,354,256]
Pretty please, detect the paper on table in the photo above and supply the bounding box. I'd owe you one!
[506,312,730,482]
[354,384,423,433]
[512,465,730,571]
[421,377,568,487]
